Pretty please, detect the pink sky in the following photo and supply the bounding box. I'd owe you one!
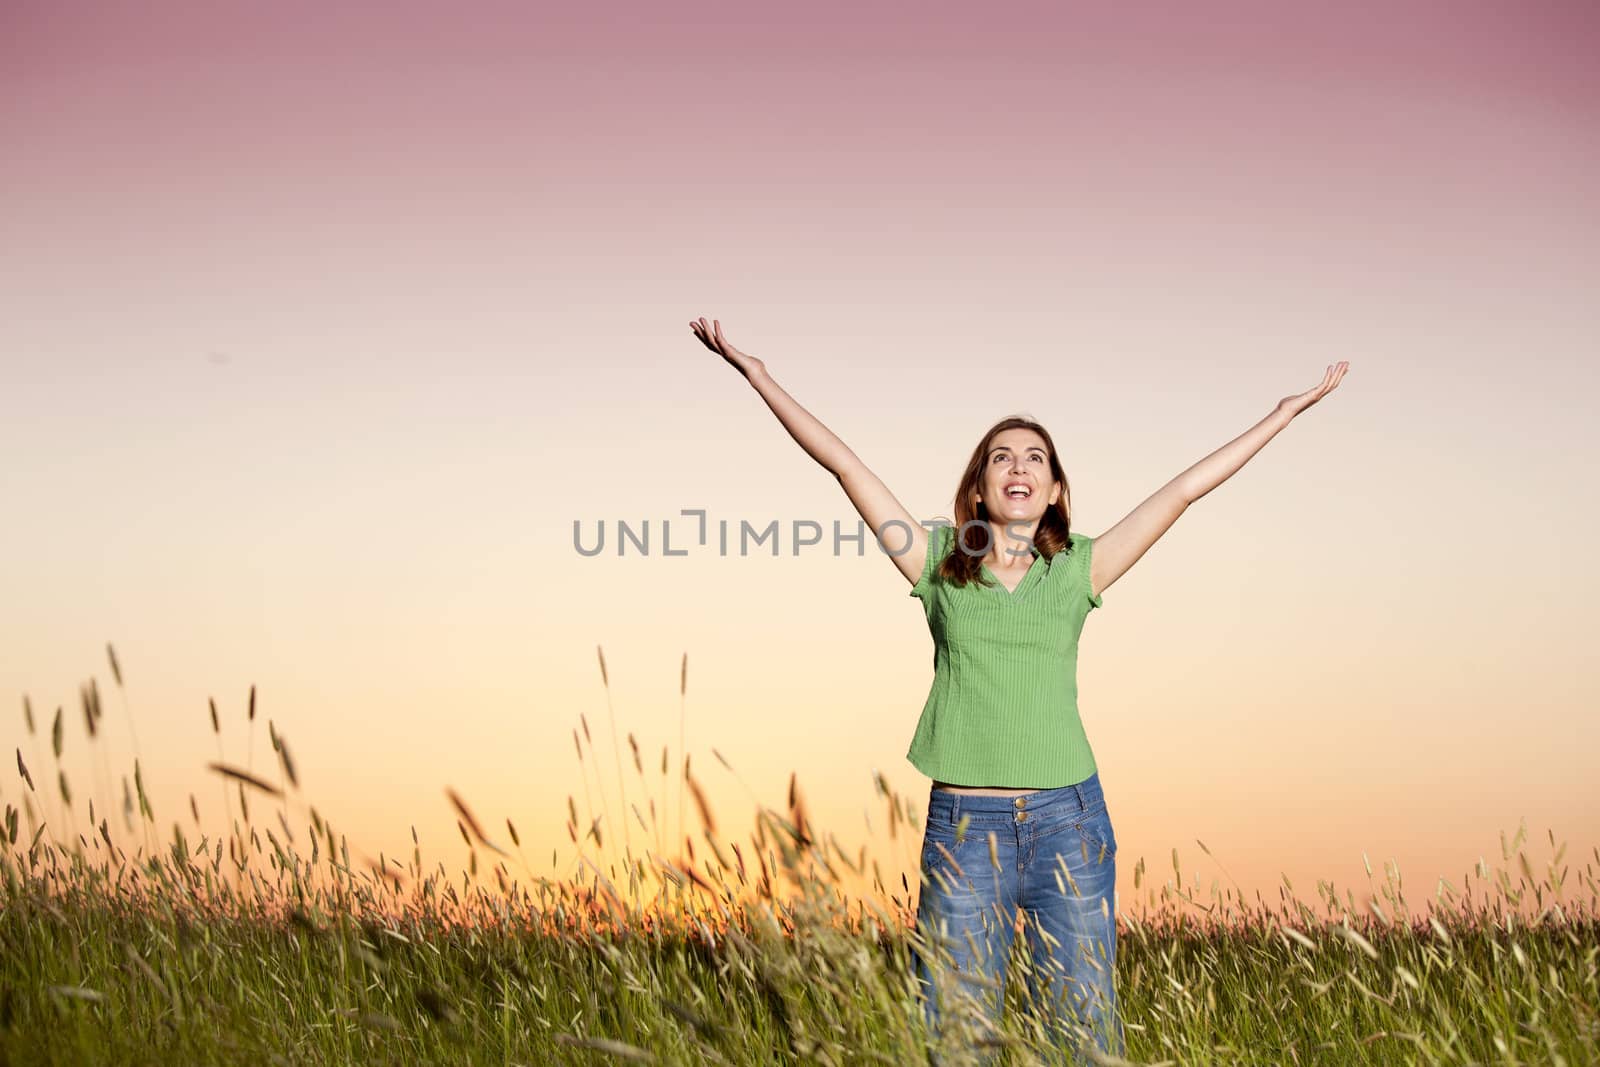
[3,0,1597,922]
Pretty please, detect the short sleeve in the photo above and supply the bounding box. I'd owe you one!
[1075,532,1104,610]
[909,522,952,600]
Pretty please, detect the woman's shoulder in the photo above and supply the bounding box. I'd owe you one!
[929,519,969,562]
[1049,529,1093,577]
[910,520,960,601]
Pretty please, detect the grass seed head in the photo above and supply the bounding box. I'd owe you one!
[279,738,298,788]
[207,762,283,797]
[686,778,717,840]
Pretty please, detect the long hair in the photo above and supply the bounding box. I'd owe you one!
[937,415,1078,588]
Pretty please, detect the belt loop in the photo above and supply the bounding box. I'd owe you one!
[1073,781,1085,810]
[951,794,961,824]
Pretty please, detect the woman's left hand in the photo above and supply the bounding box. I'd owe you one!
[1276,361,1349,419]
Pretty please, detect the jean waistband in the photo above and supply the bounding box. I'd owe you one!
[927,772,1104,823]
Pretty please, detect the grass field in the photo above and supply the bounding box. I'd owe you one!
[3,649,1596,1065]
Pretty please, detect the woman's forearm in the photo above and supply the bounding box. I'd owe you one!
[1175,405,1295,504]
[745,365,856,476]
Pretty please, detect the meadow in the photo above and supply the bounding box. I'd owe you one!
[2,647,1596,1066]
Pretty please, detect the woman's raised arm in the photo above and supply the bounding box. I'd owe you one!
[690,317,928,585]
[1090,360,1350,600]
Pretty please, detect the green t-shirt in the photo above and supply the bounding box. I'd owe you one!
[906,520,1104,788]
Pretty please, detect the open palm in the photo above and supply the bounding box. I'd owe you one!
[689,317,765,380]
[1278,361,1350,418]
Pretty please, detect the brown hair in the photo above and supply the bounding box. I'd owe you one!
[935,415,1078,588]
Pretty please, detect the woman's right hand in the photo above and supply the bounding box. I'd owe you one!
[690,317,766,380]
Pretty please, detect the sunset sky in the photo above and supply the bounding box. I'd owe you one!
[4,1,1597,922]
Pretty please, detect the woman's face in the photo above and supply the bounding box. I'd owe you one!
[975,428,1061,528]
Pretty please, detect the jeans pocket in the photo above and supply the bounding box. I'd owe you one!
[923,819,989,883]
[922,838,945,879]
[923,835,969,881]
[1075,805,1117,862]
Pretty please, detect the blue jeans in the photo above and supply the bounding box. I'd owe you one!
[911,772,1125,1065]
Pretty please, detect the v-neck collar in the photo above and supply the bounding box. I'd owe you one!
[981,549,1047,600]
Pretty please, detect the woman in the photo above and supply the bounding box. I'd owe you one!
[689,316,1347,1064]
